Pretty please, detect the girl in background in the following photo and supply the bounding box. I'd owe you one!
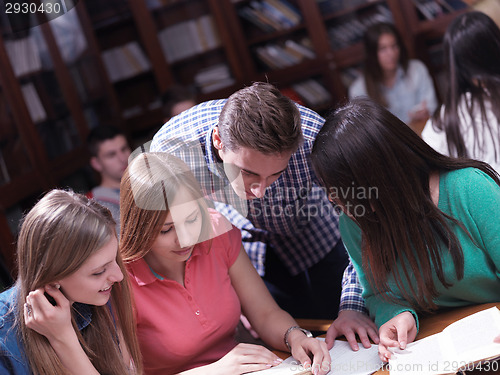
[349,22,437,130]
[311,98,500,361]
[0,189,142,375]
[422,11,500,172]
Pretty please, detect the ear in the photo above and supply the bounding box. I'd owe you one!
[90,156,103,172]
[212,127,223,150]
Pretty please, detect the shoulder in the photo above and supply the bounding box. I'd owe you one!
[408,59,430,75]
[348,75,367,99]
[441,168,499,200]
[295,103,325,141]
[151,100,226,148]
[0,287,16,319]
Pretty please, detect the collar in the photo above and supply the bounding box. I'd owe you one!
[73,302,92,330]
[128,244,209,286]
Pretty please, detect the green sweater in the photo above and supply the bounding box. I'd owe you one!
[340,168,500,329]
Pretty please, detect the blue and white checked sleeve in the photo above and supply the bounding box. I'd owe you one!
[339,261,368,314]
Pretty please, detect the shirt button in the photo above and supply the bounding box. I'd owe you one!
[187,296,192,301]
[195,310,200,315]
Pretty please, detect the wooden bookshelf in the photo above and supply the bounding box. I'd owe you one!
[0,0,470,276]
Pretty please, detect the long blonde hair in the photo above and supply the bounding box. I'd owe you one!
[120,152,212,262]
[15,189,142,375]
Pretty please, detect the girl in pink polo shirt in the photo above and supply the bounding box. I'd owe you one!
[119,152,331,375]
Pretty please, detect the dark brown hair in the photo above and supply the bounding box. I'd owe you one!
[218,82,303,154]
[311,98,499,312]
[363,22,409,107]
[432,11,500,161]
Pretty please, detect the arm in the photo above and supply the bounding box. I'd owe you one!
[338,216,419,358]
[230,246,331,375]
[25,285,99,375]
[325,262,379,351]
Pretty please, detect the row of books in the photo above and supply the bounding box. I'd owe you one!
[291,79,332,108]
[158,15,221,63]
[327,4,393,50]
[4,36,42,77]
[69,60,103,103]
[412,0,468,20]
[194,63,235,94]
[238,0,301,33]
[21,83,47,123]
[102,41,151,83]
[254,38,315,70]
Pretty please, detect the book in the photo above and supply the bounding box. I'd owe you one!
[388,307,500,375]
[252,338,383,375]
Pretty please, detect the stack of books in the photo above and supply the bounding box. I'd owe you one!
[254,38,315,70]
[238,0,302,33]
[101,41,151,82]
[194,63,235,94]
[327,4,393,50]
[4,36,42,77]
[292,79,332,108]
[21,83,47,123]
[158,15,221,63]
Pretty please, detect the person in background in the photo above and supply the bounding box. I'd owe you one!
[0,189,142,375]
[349,22,438,130]
[421,11,500,172]
[150,82,379,351]
[311,98,500,361]
[87,125,131,227]
[119,152,331,375]
[162,84,197,121]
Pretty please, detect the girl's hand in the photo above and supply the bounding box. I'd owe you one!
[209,343,283,375]
[288,332,331,375]
[378,311,417,362]
[24,284,75,345]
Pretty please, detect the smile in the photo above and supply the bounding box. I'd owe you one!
[99,284,112,292]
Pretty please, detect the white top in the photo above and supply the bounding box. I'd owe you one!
[349,59,438,124]
[421,94,500,172]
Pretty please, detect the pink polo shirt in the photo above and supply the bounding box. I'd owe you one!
[127,210,242,375]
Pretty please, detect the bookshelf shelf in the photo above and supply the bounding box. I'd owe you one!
[322,0,388,21]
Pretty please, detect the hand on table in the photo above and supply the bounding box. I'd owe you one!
[288,331,331,375]
[378,311,417,362]
[209,343,283,375]
[325,310,379,351]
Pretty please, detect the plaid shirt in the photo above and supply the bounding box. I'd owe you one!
[150,100,365,313]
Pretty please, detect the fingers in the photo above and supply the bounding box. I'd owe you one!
[343,328,360,351]
[43,284,68,308]
[232,343,282,366]
[367,325,380,345]
[378,342,393,362]
[494,335,500,344]
[325,324,337,350]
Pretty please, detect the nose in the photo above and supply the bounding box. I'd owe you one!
[250,181,266,198]
[109,262,124,283]
[173,226,197,248]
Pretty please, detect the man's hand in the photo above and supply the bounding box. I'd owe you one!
[325,310,379,351]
